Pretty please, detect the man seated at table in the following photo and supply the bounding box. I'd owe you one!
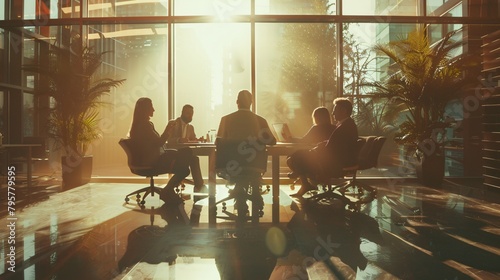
[287,97,358,197]
[217,91,276,145]
[167,104,207,195]
[167,104,199,143]
[216,90,276,221]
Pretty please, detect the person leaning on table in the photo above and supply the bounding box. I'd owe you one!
[287,97,358,197]
[286,106,336,144]
[166,104,207,194]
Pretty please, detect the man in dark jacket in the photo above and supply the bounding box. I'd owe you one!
[216,90,276,223]
[287,97,358,197]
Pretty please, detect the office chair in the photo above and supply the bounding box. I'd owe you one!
[300,136,386,211]
[215,139,269,224]
[119,138,185,208]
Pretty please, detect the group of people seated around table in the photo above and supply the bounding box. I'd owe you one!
[128,89,358,204]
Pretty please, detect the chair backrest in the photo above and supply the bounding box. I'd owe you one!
[119,138,157,176]
[215,138,268,181]
[358,136,386,170]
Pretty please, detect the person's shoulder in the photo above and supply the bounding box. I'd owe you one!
[222,111,236,119]
[346,117,357,126]
[254,113,269,122]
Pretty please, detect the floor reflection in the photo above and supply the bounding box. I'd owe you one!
[118,202,278,280]
[285,197,382,273]
[0,179,499,279]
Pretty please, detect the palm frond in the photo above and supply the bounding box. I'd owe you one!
[363,26,476,154]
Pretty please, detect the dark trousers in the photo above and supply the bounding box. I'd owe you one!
[156,148,191,193]
[188,154,204,187]
[287,148,342,182]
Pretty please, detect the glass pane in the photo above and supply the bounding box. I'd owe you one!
[429,24,463,57]
[343,23,415,176]
[427,0,460,16]
[344,0,418,16]
[23,0,81,19]
[0,2,4,20]
[174,0,250,16]
[0,28,3,52]
[174,23,250,136]
[0,29,5,84]
[343,23,378,97]
[58,0,80,18]
[0,91,4,135]
[256,0,336,15]
[256,23,337,137]
[23,30,36,62]
[88,0,168,17]
[87,23,169,176]
[444,100,463,177]
[24,0,36,19]
[23,93,34,137]
[22,25,78,58]
[24,0,55,20]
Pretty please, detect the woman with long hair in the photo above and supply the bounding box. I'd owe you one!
[300,106,335,144]
[129,97,192,204]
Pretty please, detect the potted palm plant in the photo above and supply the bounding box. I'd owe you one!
[364,26,474,186]
[24,42,125,189]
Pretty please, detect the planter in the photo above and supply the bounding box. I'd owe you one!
[416,152,445,187]
[61,155,93,190]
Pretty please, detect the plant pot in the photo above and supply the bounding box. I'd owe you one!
[61,155,93,190]
[416,152,445,187]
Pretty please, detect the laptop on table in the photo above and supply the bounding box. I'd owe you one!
[272,123,294,143]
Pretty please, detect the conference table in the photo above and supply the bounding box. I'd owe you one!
[0,143,42,188]
[167,142,308,226]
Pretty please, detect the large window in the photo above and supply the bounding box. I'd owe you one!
[256,23,337,136]
[88,0,168,17]
[256,0,336,15]
[174,23,251,136]
[345,0,418,16]
[1,0,497,178]
[175,0,250,16]
[86,23,169,176]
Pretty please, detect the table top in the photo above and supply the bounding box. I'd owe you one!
[166,141,310,147]
[166,142,311,157]
[1,143,42,148]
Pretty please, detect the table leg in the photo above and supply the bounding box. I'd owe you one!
[27,147,33,188]
[208,149,216,227]
[272,154,280,224]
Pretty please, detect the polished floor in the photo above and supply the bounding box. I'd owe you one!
[0,176,499,280]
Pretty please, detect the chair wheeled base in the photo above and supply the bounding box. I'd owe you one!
[124,178,191,208]
[119,138,192,208]
[290,136,385,212]
[124,177,162,207]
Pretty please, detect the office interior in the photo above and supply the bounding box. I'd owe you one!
[1,1,499,279]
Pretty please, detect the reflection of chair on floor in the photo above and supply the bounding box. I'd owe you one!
[306,136,386,211]
[118,203,186,273]
[119,138,189,207]
[215,139,269,224]
[287,203,382,275]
